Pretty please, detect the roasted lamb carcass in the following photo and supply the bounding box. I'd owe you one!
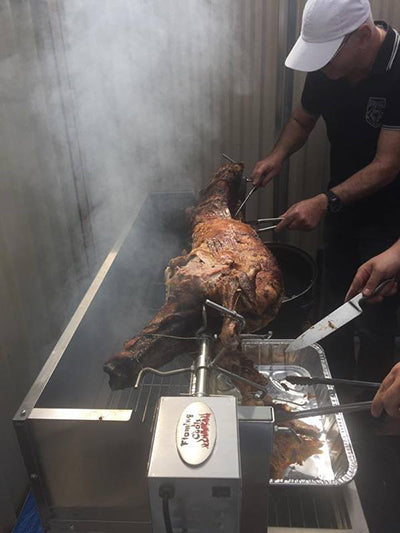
[104,163,283,389]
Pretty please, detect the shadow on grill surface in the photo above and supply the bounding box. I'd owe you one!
[269,486,351,529]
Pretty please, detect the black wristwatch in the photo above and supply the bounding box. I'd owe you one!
[324,190,343,213]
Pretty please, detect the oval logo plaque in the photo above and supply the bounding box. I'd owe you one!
[176,401,216,466]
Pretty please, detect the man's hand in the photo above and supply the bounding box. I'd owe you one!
[345,241,400,302]
[275,194,328,232]
[252,153,283,187]
[251,106,319,187]
[371,362,400,418]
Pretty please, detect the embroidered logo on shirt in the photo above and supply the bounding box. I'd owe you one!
[365,97,386,128]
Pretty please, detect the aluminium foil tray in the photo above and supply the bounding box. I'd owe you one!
[241,339,358,487]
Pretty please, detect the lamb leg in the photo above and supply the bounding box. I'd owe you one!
[104,300,199,389]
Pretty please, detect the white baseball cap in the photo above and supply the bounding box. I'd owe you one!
[285,0,372,72]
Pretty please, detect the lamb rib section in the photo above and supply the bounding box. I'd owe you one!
[104,163,283,390]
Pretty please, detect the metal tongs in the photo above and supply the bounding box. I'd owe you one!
[275,400,373,423]
[221,154,281,226]
[274,375,380,422]
[234,184,259,217]
[248,218,284,233]
[284,375,381,389]
[222,153,259,217]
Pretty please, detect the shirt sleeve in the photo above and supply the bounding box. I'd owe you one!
[301,72,324,117]
[382,91,400,130]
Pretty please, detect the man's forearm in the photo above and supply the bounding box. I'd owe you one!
[331,159,399,204]
[272,114,314,161]
[251,106,317,186]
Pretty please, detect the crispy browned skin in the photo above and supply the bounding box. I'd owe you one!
[104,163,283,389]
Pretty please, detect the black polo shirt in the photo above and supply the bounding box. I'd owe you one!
[301,21,400,223]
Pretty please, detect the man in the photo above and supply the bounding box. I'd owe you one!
[346,238,400,302]
[345,243,400,418]
[252,0,400,382]
[372,361,400,418]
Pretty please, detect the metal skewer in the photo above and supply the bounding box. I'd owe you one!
[134,367,193,388]
[222,152,238,164]
[205,299,246,330]
[214,365,270,395]
[214,364,300,399]
[234,184,259,217]
[221,153,252,181]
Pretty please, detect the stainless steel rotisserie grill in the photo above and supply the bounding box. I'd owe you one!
[14,193,369,532]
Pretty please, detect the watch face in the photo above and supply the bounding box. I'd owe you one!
[330,197,342,213]
[328,192,342,213]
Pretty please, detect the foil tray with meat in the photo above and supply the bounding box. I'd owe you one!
[234,339,358,486]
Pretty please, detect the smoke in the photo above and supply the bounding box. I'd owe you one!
[0,3,256,517]
[55,0,248,259]
[0,0,251,397]
[37,0,251,370]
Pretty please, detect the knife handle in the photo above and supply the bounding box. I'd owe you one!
[359,277,396,306]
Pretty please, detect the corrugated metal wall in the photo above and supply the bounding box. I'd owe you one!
[1,1,400,529]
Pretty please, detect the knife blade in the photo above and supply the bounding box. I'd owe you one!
[285,278,395,353]
[285,293,363,353]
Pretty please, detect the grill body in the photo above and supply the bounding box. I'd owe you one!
[14,193,369,532]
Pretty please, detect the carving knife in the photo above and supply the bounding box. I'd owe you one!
[285,278,395,353]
